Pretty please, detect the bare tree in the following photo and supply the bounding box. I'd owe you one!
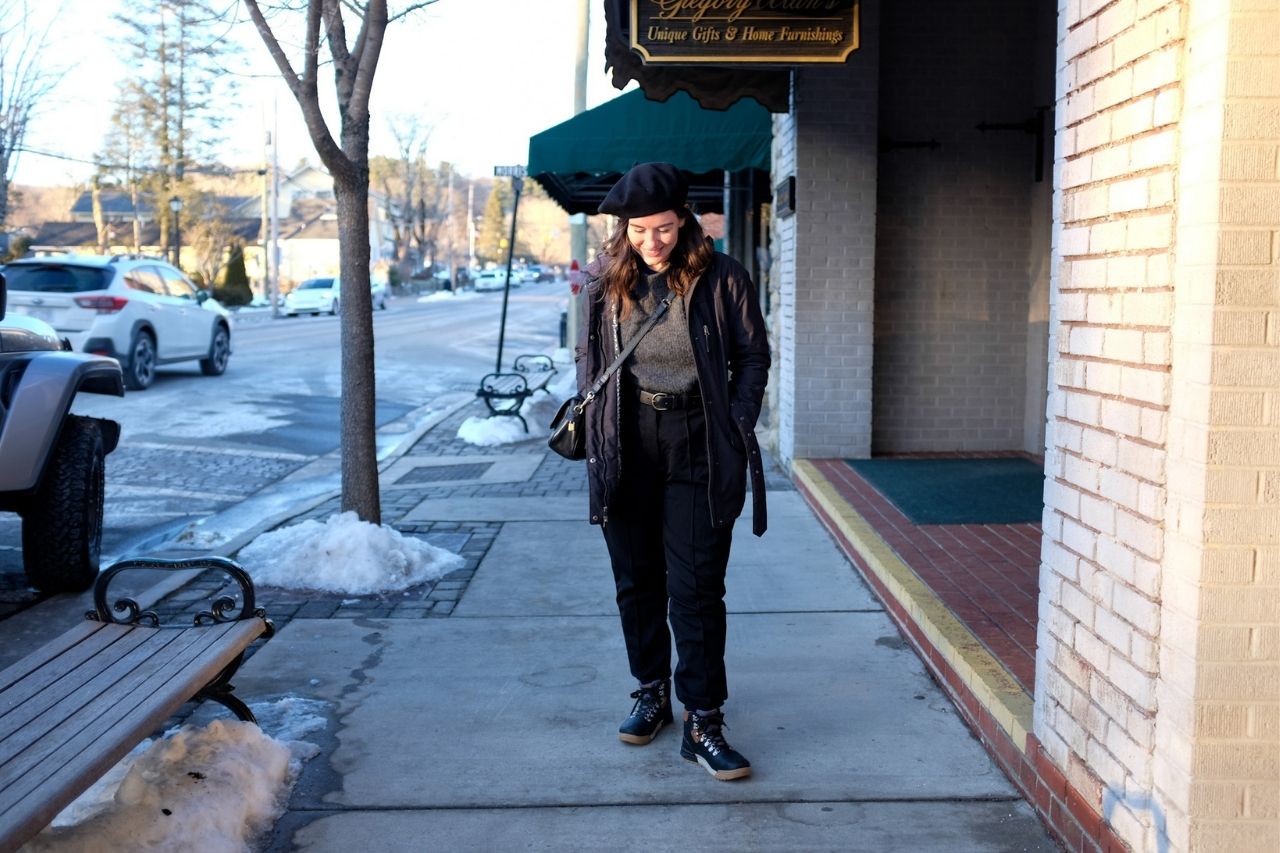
[0,1,66,228]
[244,0,437,523]
[183,192,238,285]
[372,119,456,280]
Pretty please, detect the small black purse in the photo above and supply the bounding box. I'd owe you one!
[547,395,586,460]
[547,297,671,461]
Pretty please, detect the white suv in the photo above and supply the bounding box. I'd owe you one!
[1,254,233,390]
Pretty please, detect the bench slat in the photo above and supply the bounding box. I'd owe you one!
[0,623,180,747]
[0,620,259,792]
[0,619,265,847]
[0,621,108,694]
[0,624,219,790]
[0,623,154,732]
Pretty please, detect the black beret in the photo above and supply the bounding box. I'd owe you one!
[598,162,688,218]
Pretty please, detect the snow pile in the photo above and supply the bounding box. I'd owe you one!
[172,524,227,547]
[456,365,580,448]
[237,511,463,594]
[417,290,478,303]
[29,697,327,853]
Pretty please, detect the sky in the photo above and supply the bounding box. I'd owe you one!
[15,0,629,187]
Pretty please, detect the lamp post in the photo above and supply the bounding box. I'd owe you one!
[169,196,182,268]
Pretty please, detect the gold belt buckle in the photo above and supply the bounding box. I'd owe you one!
[649,392,673,411]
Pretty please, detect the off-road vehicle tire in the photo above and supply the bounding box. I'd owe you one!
[200,324,231,376]
[124,330,156,390]
[21,415,106,592]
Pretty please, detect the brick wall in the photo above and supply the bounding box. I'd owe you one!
[771,1,880,463]
[1157,2,1280,851]
[771,103,799,463]
[1038,1,1280,851]
[872,0,1053,453]
[1037,0,1185,850]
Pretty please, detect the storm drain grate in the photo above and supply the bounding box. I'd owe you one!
[395,462,494,484]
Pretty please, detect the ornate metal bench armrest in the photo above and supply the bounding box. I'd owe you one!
[513,354,556,375]
[87,555,273,635]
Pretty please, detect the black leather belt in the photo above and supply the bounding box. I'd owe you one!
[636,389,701,411]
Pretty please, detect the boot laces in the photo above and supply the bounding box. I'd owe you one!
[692,713,730,756]
[629,685,665,722]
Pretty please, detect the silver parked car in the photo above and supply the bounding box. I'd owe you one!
[1,253,232,391]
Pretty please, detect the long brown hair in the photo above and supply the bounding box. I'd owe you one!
[597,208,712,319]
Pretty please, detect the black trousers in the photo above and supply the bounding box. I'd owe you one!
[602,400,734,712]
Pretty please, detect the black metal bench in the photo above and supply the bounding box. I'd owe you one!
[476,354,558,432]
[0,556,273,849]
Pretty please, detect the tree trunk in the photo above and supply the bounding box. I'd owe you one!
[334,169,381,524]
[92,182,108,255]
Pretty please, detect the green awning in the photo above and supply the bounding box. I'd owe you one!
[528,88,772,215]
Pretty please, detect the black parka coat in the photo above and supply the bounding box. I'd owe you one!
[574,252,770,536]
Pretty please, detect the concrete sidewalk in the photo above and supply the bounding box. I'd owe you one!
[228,402,1060,852]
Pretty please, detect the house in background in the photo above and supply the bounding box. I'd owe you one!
[25,165,392,295]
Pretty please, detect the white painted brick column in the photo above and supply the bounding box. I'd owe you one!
[1039,1,1280,851]
[772,0,879,463]
[1156,2,1280,851]
[1037,0,1183,850]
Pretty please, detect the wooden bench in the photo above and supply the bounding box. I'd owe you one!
[476,353,558,432]
[0,556,273,849]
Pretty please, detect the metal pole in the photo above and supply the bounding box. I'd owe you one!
[445,165,455,289]
[567,0,590,353]
[269,103,281,318]
[259,132,269,303]
[495,176,523,373]
[467,182,476,272]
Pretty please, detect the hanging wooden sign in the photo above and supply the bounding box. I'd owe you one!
[630,0,859,64]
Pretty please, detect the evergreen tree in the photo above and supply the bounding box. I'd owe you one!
[475,186,507,265]
[216,242,252,307]
[110,0,239,244]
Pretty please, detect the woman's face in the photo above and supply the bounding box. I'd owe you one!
[627,210,684,272]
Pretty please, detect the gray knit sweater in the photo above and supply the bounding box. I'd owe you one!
[621,269,698,394]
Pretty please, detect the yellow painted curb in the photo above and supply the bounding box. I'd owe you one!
[794,460,1034,753]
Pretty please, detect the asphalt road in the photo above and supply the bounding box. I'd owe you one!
[0,282,567,614]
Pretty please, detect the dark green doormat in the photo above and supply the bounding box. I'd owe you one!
[845,457,1045,525]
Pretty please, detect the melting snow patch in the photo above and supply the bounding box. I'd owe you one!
[25,696,329,853]
[237,511,463,594]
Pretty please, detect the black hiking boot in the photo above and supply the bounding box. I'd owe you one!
[680,709,752,780]
[618,680,673,744]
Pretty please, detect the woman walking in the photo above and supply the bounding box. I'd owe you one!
[575,162,770,781]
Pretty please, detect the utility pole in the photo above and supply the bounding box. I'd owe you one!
[445,165,455,289]
[567,0,590,350]
[467,181,476,272]
[494,167,526,372]
[259,131,269,304]
[269,104,281,317]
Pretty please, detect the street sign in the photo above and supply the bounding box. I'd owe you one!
[494,165,527,177]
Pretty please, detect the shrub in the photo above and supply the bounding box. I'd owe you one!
[216,243,253,307]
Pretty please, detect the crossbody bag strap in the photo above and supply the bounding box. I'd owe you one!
[579,296,671,409]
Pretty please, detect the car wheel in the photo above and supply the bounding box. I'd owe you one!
[21,415,105,593]
[200,324,231,376]
[123,330,156,391]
